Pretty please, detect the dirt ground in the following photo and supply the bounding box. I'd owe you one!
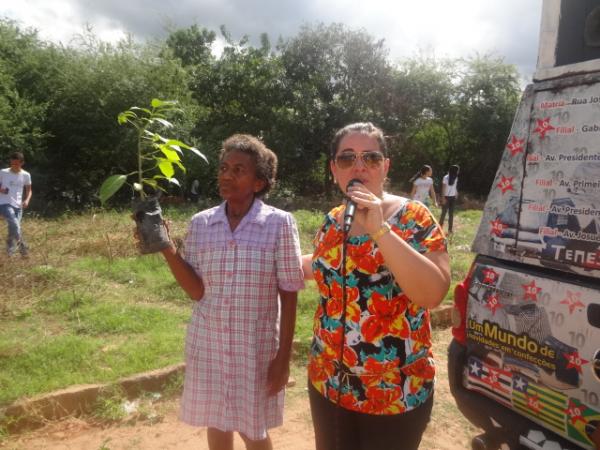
[0,330,482,450]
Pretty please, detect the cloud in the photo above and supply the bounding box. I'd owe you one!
[2,0,544,77]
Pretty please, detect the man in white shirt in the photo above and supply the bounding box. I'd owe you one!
[0,152,32,256]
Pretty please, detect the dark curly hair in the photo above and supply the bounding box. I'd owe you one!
[220,134,278,197]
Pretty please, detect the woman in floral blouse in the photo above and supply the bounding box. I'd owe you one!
[302,122,450,450]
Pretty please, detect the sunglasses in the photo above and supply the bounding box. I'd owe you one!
[335,151,385,169]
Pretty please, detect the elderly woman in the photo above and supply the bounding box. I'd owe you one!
[302,122,450,450]
[160,134,304,450]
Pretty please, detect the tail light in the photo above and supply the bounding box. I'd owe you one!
[451,261,476,345]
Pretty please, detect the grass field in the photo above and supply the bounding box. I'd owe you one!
[0,202,482,408]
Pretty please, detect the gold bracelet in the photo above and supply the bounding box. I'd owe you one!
[371,222,391,242]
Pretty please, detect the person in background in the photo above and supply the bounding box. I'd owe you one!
[158,134,304,450]
[0,152,32,257]
[189,178,200,204]
[439,164,459,234]
[410,164,437,207]
[302,122,450,450]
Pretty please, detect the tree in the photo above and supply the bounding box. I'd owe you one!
[0,19,55,159]
[278,23,395,195]
[165,25,216,67]
[40,34,196,207]
[184,27,288,197]
[454,55,520,194]
[394,54,520,196]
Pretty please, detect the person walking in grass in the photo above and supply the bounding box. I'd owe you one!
[439,164,459,234]
[0,152,32,257]
[189,178,200,204]
[410,164,437,207]
[158,134,304,450]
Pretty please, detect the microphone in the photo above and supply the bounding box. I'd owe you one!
[343,179,361,233]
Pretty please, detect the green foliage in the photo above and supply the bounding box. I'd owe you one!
[162,371,184,397]
[165,25,216,66]
[0,19,520,208]
[277,23,394,195]
[0,205,480,407]
[93,385,128,423]
[0,19,52,157]
[99,99,207,204]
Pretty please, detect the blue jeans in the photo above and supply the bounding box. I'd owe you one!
[0,204,28,255]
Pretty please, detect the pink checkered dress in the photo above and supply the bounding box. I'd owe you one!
[180,199,304,440]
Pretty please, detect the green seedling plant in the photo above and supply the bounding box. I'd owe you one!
[99,99,207,205]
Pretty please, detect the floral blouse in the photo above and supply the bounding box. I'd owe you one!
[308,199,447,415]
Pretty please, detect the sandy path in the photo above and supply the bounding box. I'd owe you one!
[1,330,481,450]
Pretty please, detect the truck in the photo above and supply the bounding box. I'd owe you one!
[448,1,600,449]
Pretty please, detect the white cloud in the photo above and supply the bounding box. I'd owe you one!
[0,0,544,76]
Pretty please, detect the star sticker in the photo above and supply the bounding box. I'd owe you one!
[497,175,515,194]
[490,218,506,237]
[533,117,555,139]
[486,293,501,315]
[527,394,542,413]
[522,280,541,301]
[560,290,585,314]
[564,351,589,374]
[513,375,527,393]
[469,359,482,377]
[506,135,525,156]
[566,399,587,425]
[482,268,499,285]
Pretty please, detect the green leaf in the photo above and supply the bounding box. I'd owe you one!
[190,147,209,164]
[142,179,158,189]
[165,139,190,150]
[152,118,173,128]
[159,145,181,161]
[117,111,137,125]
[173,160,186,173]
[99,175,127,205]
[130,107,152,115]
[158,160,175,178]
[151,99,175,108]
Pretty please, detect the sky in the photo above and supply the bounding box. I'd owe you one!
[1,0,544,80]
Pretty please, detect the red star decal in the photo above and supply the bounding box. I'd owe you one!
[560,291,585,314]
[506,135,525,156]
[533,117,555,139]
[522,280,541,301]
[490,218,506,237]
[566,399,586,425]
[564,351,589,374]
[484,368,502,390]
[486,293,501,315]
[482,268,499,284]
[497,175,515,194]
[527,394,542,413]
